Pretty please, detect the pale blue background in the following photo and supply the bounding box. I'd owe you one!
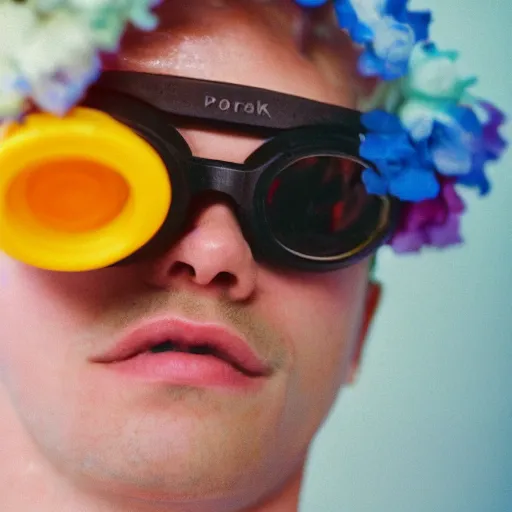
[301,1,512,511]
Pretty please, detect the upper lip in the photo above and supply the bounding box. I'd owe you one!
[91,317,271,377]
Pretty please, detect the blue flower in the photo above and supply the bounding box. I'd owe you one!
[456,101,508,196]
[294,0,330,7]
[385,0,432,41]
[424,106,481,177]
[456,150,491,195]
[333,0,432,80]
[333,0,376,45]
[358,17,415,80]
[412,103,499,197]
[405,10,432,42]
[360,100,503,205]
[360,110,440,202]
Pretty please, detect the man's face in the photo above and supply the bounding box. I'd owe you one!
[0,2,374,509]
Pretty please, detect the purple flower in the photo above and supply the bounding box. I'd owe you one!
[360,110,440,202]
[390,178,466,253]
[479,101,508,160]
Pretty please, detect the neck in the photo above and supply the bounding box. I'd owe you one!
[0,384,305,512]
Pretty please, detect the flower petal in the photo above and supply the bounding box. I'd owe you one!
[399,101,436,140]
[362,168,388,195]
[427,213,463,247]
[362,109,405,133]
[295,0,329,6]
[389,168,440,201]
[456,162,491,196]
[334,0,376,44]
[441,181,466,214]
[406,10,432,41]
[358,49,386,77]
[479,100,508,160]
[373,17,415,65]
[360,132,416,164]
[390,230,427,253]
[431,140,472,176]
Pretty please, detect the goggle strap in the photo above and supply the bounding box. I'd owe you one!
[97,71,363,133]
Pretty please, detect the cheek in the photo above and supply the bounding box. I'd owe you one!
[0,258,137,347]
[259,263,368,436]
[0,260,72,396]
[0,259,124,387]
[292,278,363,398]
[0,262,77,348]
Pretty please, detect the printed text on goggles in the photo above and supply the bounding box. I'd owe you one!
[0,71,399,272]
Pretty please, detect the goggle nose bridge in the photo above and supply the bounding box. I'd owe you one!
[187,157,266,210]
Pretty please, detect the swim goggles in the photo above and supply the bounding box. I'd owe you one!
[0,71,399,272]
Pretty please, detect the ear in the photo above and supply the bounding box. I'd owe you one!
[346,281,382,385]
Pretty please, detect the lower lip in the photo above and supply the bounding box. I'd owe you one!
[101,352,265,389]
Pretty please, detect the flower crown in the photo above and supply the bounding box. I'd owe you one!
[0,0,507,254]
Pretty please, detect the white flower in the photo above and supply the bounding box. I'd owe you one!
[0,3,38,59]
[0,0,159,118]
[405,44,472,100]
[0,60,25,118]
[30,54,100,114]
[373,16,415,64]
[17,12,93,85]
[399,100,437,139]
[349,0,386,28]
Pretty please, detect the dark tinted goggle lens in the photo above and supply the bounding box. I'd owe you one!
[265,155,389,260]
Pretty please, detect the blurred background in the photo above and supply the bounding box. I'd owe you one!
[301,0,512,511]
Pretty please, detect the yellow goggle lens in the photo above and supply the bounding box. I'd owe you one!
[8,158,130,233]
[0,107,172,272]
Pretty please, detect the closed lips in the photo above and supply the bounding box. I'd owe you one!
[91,318,271,377]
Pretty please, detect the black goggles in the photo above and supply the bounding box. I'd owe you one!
[84,71,399,272]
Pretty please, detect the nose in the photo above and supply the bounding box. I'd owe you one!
[144,193,258,301]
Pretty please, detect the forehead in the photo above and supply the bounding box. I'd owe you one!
[111,0,358,108]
